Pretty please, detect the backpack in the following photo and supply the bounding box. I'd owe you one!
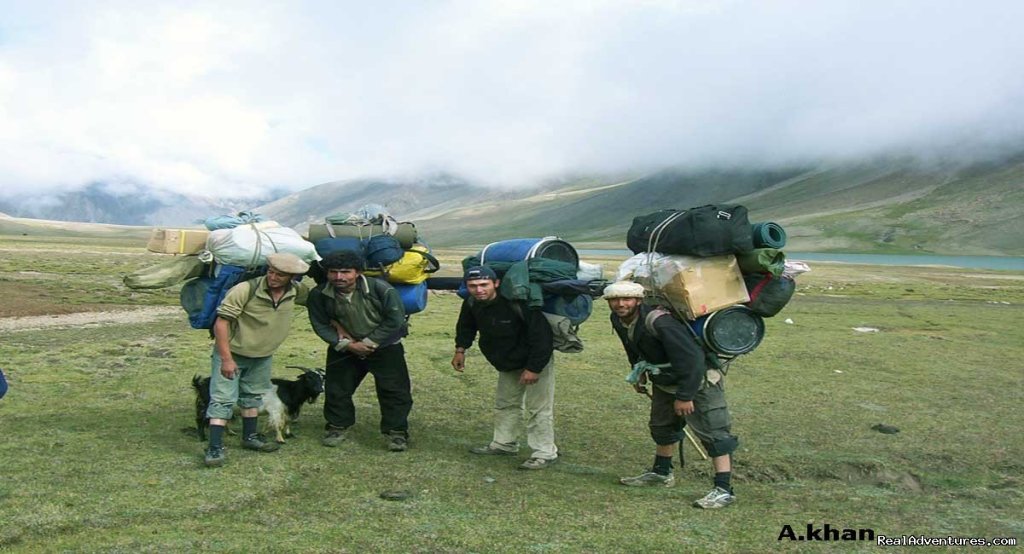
[743,273,795,317]
[626,204,754,256]
[364,235,405,269]
[365,243,441,285]
[509,299,586,354]
[180,265,266,330]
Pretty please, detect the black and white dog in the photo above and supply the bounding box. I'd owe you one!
[192,366,325,443]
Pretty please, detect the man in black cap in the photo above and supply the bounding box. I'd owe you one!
[452,265,558,470]
[307,250,413,452]
[204,252,311,467]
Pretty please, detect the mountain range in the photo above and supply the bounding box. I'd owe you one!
[2,156,1022,255]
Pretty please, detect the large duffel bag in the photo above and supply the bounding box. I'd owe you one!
[626,205,754,256]
[207,223,320,267]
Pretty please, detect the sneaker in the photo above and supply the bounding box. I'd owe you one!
[241,433,281,453]
[387,432,408,452]
[204,445,226,467]
[469,445,518,456]
[519,457,558,470]
[322,427,348,447]
[693,486,736,509]
[619,470,675,487]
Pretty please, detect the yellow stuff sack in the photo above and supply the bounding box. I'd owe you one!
[365,244,440,285]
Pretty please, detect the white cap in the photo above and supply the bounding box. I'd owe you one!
[602,281,645,299]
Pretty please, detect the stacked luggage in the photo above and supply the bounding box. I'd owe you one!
[125,211,321,330]
[457,236,608,353]
[307,205,439,315]
[617,204,803,363]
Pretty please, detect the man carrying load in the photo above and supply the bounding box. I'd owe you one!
[204,252,311,467]
[307,250,413,452]
[604,281,739,509]
[452,266,559,470]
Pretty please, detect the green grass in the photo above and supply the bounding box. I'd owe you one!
[1,240,1022,552]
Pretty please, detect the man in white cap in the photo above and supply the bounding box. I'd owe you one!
[204,252,311,467]
[604,280,739,509]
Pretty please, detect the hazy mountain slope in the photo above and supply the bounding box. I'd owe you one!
[762,160,1024,255]
[0,182,273,227]
[416,168,806,244]
[255,176,514,232]
[0,213,151,241]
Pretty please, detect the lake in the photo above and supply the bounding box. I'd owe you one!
[576,250,1024,271]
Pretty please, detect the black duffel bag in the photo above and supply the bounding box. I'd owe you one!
[626,204,755,256]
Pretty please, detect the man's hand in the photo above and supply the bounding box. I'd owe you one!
[220,358,238,380]
[347,341,375,357]
[451,351,466,372]
[519,369,540,385]
[674,399,695,417]
[331,320,353,342]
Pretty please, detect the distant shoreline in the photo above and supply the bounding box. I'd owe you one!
[575,250,1024,271]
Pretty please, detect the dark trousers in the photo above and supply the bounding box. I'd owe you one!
[323,343,413,435]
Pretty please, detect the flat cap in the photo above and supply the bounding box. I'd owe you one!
[267,252,310,275]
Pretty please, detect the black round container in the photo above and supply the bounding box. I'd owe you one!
[689,305,765,356]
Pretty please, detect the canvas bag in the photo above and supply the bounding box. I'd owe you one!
[364,235,404,269]
[626,205,754,256]
[743,273,796,317]
[365,244,440,285]
[124,255,206,290]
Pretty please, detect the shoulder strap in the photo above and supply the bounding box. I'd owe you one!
[643,307,671,337]
[508,300,525,321]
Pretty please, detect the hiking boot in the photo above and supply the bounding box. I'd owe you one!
[619,470,675,487]
[693,486,736,509]
[469,445,518,456]
[241,433,280,453]
[204,445,226,467]
[519,457,558,470]
[387,432,408,452]
[322,427,348,447]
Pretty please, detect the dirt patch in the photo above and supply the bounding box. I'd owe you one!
[0,306,180,332]
[818,462,923,492]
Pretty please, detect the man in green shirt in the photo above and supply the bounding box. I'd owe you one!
[204,252,310,468]
[307,250,412,452]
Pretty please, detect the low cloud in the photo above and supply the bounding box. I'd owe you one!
[1,0,1022,197]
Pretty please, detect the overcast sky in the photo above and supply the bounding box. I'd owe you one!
[1,0,1022,198]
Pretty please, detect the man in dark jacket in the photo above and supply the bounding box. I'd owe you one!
[605,281,738,509]
[307,250,412,452]
[452,266,558,470]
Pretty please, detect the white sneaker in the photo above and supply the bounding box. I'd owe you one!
[693,486,735,509]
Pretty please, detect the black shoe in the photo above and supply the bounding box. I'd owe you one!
[322,427,348,447]
[241,433,280,452]
[387,432,408,452]
[204,445,226,467]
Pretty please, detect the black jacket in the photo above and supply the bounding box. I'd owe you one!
[610,304,705,401]
[455,296,553,372]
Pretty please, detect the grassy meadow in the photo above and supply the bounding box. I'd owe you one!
[0,234,1022,552]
